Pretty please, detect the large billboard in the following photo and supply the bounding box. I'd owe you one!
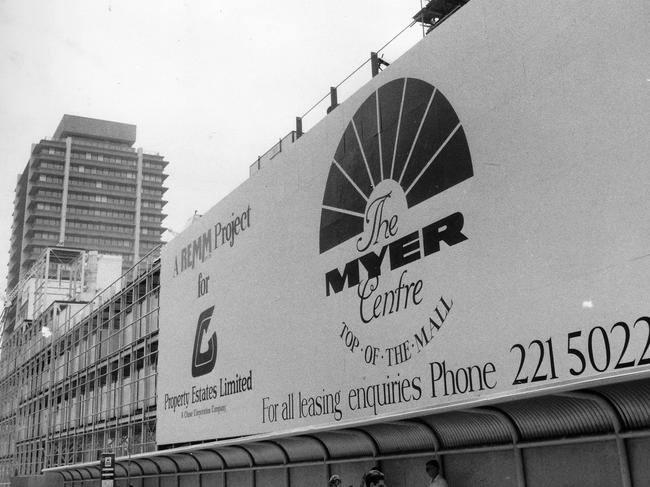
[157,0,650,445]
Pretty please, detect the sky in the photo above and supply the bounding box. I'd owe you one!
[0,0,425,300]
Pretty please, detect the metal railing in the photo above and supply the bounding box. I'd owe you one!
[246,1,471,176]
[248,18,422,176]
[249,131,299,176]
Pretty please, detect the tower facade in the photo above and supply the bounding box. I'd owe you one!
[6,115,168,293]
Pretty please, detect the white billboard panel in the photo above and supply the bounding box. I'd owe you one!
[157,0,650,445]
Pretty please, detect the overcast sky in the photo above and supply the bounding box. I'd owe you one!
[0,0,425,298]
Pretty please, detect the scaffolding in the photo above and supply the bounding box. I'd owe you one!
[32,248,86,323]
[0,247,161,482]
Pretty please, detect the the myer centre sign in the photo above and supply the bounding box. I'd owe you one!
[157,23,650,444]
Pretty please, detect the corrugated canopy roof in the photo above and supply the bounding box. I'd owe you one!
[46,376,650,481]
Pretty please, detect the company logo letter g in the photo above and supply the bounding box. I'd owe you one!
[191,306,217,377]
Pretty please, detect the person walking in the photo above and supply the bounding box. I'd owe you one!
[425,459,448,487]
[363,469,385,487]
[329,474,342,487]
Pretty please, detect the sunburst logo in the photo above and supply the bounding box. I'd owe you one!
[319,77,473,254]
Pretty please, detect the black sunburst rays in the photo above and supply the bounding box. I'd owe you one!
[319,78,473,254]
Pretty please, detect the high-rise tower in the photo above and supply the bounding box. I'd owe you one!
[6,115,168,293]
